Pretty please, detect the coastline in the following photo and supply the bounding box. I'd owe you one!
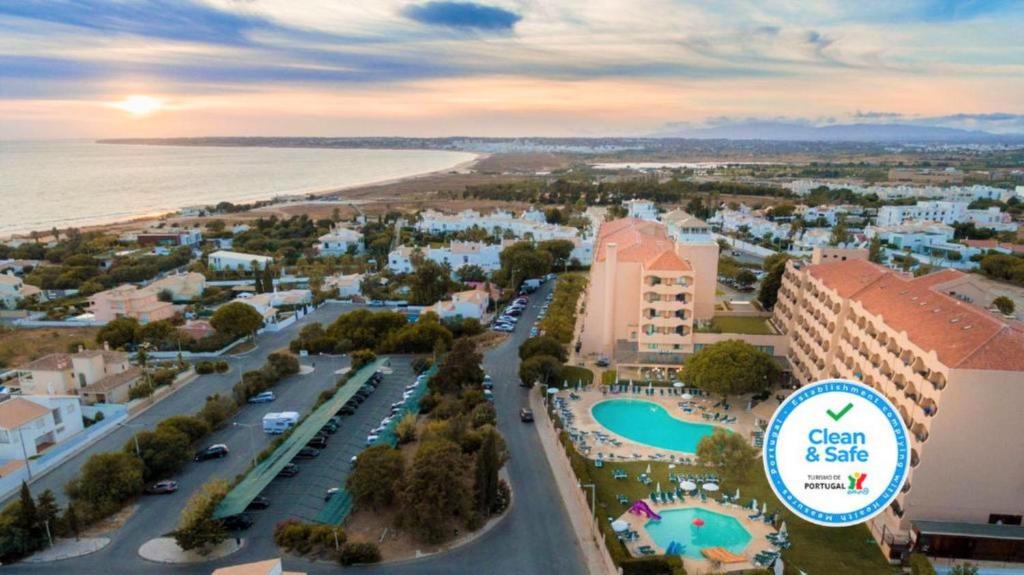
[1,149,485,242]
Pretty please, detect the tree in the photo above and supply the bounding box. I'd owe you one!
[96,317,140,349]
[757,254,791,310]
[139,320,176,348]
[537,239,575,270]
[395,413,418,444]
[993,295,1015,315]
[347,445,405,509]
[681,340,778,398]
[326,309,407,352]
[697,429,758,481]
[156,415,211,444]
[498,242,553,288]
[735,269,757,289]
[474,429,500,517]
[128,428,192,481]
[456,264,487,283]
[429,339,484,395]
[65,452,145,513]
[251,260,263,293]
[63,503,80,541]
[173,479,229,553]
[829,215,851,246]
[35,490,59,541]
[400,439,470,544]
[15,483,39,540]
[519,335,568,363]
[408,259,455,306]
[518,355,563,388]
[868,236,885,264]
[198,394,237,429]
[210,301,264,339]
[262,265,275,294]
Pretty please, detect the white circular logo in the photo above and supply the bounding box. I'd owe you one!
[763,380,910,527]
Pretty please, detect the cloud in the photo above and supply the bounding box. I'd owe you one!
[402,1,521,31]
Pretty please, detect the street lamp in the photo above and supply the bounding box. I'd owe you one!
[119,422,148,457]
[233,422,257,467]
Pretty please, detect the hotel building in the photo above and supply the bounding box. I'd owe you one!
[579,218,720,369]
[772,257,1024,562]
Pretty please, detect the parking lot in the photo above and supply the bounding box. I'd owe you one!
[240,356,421,540]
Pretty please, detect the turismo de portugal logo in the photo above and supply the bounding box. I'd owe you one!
[763,379,910,527]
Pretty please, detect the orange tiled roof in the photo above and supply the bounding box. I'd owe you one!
[0,398,50,429]
[595,218,690,271]
[807,260,1024,371]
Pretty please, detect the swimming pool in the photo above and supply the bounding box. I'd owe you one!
[645,508,752,559]
[591,399,717,452]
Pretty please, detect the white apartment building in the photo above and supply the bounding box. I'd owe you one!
[708,208,790,241]
[624,199,659,220]
[388,241,504,274]
[0,274,40,309]
[208,250,273,272]
[416,209,587,242]
[791,228,834,252]
[316,226,364,256]
[786,181,1012,203]
[322,273,364,298]
[0,396,84,460]
[877,202,1017,232]
[423,289,490,320]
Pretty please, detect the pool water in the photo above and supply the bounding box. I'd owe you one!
[645,508,752,559]
[591,399,717,452]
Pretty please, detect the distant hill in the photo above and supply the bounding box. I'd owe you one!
[654,121,1023,143]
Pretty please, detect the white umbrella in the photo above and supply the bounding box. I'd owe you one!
[667,464,676,469]
[703,483,719,492]
[673,382,684,388]
[779,521,787,536]
[734,488,741,500]
[761,502,768,515]
[750,498,758,510]
[645,463,652,474]
[679,480,697,491]
[656,482,661,494]
[681,392,693,400]
[611,519,630,533]
[563,380,569,389]
[774,558,785,575]
[547,387,559,394]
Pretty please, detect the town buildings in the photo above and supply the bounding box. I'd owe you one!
[0,274,40,309]
[134,228,203,248]
[578,218,721,368]
[88,284,175,324]
[876,201,1017,232]
[388,241,504,274]
[772,257,1024,561]
[15,348,143,404]
[322,273,364,298]
[708,207,790,241]
[785,181,1012,203]
[148,272,207,302]
[237,289,313,325]
[316,225,364,256]
[423,288,490,320]
[624,199,659,220]
[0,396,84,460]
[208,250,273,272]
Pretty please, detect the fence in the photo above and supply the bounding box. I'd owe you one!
[530,387,620,575]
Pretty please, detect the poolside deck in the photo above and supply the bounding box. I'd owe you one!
[552,387,784,462]
[614,498,777,573]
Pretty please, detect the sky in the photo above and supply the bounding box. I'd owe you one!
[2,0,1024,138]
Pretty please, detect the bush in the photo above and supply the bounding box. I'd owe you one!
[65,452,144,518]
[198,394,237,429]
[910,553,937,575]
[157,415,210,443]
[411,357,433,374]
[174,479,228,553]
[350,349,377,371]
[395,413,417,444]
[274,520,346,555]
[338,541,381,565]
[128,427,192,481]
[151,368,176,387]
[214,360,229,373]
[266,352,299,378]
[195,361,215,374]
[128,381,155,400]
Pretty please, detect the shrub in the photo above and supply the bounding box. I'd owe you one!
[151,368,176,387]
[156,415,210,444]
[127,427,191,481]
[214,360,229,373]
[198,394,237,429]
[395,413,417,444]
[65,452,144,518]
[174,479,228,553]
[411,357,433,374]
[338,541,381,565]
[128,381,155,400]
[910,553,937,575]
[266,352,299,378]
[493,479,511,514]
[350,349,377,371]
[195,361,215,374]
[347,445,404,508]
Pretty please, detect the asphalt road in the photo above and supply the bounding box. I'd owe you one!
[8,284,588,574]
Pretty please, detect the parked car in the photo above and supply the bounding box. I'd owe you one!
[324,487,340,501]
[194,444,229,462]
[144,480,178,495]
[492,324,514,333]
[246,496,270,510]
[295,447,321,459]
[277,463,300,477]
[595,357,610,368]
[248,391,275,404]
[308,434,328,447]
[320,422,339,435]
[337,405,356,416]
[221,513,254,530]
[520,408,534,422]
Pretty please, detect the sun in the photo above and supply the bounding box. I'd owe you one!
[113,95,164,116]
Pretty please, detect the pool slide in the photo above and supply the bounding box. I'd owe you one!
[629,500,662,520]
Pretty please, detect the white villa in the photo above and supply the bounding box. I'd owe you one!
[208,250,273,272]
[316,226,364,256]
[0,274,40,309]
[0,396,84,460]
[423,289,490,320]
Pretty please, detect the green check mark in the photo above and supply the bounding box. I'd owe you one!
[827,402,854,422]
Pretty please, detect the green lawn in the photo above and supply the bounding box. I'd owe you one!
[703,315,777,335]
[559,434,895,575]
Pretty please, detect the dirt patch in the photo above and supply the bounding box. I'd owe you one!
[467,331,509,352]
[0,326,100,368]
[81,504,137,537]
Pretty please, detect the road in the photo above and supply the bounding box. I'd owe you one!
[7,283,589,574]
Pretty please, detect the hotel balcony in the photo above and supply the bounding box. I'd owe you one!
[645,282,687,295]
[918,396,938,418]
[911,422,929,443]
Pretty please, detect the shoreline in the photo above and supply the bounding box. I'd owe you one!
[1,150,485,242]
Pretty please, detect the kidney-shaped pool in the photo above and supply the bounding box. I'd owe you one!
[591,399,719,453]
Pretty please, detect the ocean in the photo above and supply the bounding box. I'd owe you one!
[0,141,476,237]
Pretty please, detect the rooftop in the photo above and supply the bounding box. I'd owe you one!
[80,366,143,395]
[596,218,691,272]
[0,398,51,429]
[806,260,1024,371]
